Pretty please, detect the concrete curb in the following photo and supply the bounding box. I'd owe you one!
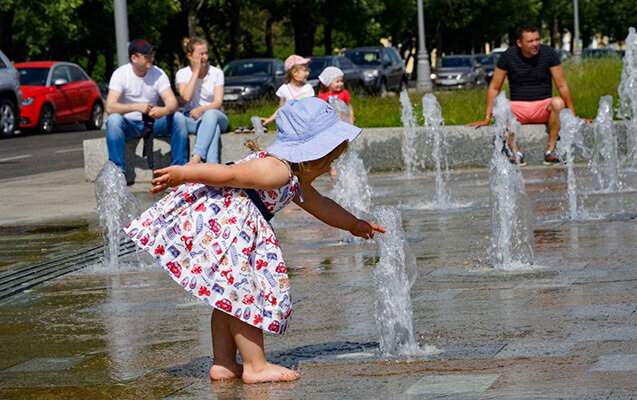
[83,122,630,182]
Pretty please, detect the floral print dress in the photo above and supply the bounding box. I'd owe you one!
[124,152,299,334]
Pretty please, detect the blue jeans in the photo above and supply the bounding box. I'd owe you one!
[181,109,228,163]
[105,113,189,171]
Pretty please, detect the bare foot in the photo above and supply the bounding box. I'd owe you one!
[210,363,243,381]
[242,362,300,384]
[187,154,203,165]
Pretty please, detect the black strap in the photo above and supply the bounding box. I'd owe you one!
[142,114,154,169]
[226,162,274,221]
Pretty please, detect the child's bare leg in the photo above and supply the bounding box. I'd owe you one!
[228,316,299,384]
[210,309,243,380]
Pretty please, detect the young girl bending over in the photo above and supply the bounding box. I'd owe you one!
[317,66,355,124]
[261,55,314,126]
[175,37,228,164]
[125,97,384,384]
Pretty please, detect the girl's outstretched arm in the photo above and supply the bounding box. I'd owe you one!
[150,156,290,194]
[293,184,385,239]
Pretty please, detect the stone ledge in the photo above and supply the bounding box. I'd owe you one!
[83,122,630,182]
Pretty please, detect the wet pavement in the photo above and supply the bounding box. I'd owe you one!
[0,163,636,399]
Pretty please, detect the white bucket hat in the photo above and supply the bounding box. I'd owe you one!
[267,97,362,163]
[318,66,344,86]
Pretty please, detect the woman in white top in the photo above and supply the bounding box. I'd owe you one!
[261,55,314,126]
[176,37,228,164]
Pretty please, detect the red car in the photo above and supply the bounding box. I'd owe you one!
[15,61,103,133]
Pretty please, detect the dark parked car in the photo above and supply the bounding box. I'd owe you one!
[432,55,487,89]
[222,58,285,105]
[307,55,364,93]
[0,49,21,137]
[475,54,497,83]
[344,46,408,96]
[581,48,621,59]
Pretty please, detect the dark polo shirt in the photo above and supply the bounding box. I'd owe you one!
[496,44,561,101]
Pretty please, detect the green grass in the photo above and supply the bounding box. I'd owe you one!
[225,58,623,129]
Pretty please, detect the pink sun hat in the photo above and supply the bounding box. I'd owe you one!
[284,54,311,71]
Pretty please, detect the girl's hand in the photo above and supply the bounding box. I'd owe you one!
[190,106,205,120]
[349,219,386,239]
[150,166,186,194]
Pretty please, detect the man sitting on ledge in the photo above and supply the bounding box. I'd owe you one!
[105,39,188,174]
[468,24,587,165]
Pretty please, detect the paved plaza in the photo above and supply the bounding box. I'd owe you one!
[0,164,636,399]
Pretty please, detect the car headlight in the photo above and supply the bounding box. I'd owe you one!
[430,73,437,79]
[241,86,256,95]
[363,70,379,79]
[22,97,34,106]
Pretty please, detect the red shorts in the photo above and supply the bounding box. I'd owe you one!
[510,98,553,124]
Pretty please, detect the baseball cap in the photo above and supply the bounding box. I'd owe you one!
[267,97,362,163]
[128,39,155,56]
[284,54,311,71]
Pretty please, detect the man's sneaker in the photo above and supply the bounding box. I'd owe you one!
[543,150,562,165]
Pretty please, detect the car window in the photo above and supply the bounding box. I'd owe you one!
[338,57,355,70]
[308,59,328,79]
[51,65,72,83]
[382,49,392,64]
[274,61,284,75]
[345,50,381,66]
[438,57,472,68]
[69,65,87,82]
[389,48,403,65]
[476,55,495,65]
[223,61,271,77]
[0,58,5,68]
[17,67,49,86]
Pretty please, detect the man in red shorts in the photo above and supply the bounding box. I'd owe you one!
[468,24,583,165]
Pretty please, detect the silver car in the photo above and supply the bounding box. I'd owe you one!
[0,49,21,137]
[432,55,487,89]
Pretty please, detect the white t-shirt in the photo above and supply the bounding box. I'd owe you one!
[109,63,171,121]
[175,65,225,113]
[275,83,314,102]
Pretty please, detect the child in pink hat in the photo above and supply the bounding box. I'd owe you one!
[261,55,314,126]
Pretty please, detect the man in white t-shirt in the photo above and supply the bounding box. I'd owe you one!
[105,39,188,174]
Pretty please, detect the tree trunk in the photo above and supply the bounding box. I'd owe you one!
[265,16,273,57]
[86,49,98,77]
[324,21,332,55]
[551,18,560,48]
[187,0,204,38]
[0,7,14,60]
[105,45,115,83]
[291,3,316,56]
[228,0,241,60]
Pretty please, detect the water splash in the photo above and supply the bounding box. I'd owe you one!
[328,97,351,122]
[557,109,591,220]
[617,27,637,167]
[422,93,451,206]
[95,161,141,269]
[250,115,265,138]
[331,149,373,216]
[399,90,423,177]
[488,92,535,270]
[590,96,622,192]
[372,206,423,357]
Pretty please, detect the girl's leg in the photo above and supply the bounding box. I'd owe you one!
[227,314,299,384]
[210,309,243,380]
[193,110,228,163]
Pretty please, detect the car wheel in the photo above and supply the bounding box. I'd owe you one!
[85,101,104,130]
[38,104,54,134]
[379,80,388,98]
[0,99,17,138]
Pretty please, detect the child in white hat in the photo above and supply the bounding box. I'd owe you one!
[125,97,384,384]
[317,66,355,124]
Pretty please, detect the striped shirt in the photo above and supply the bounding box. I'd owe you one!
[496,45,561,101]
